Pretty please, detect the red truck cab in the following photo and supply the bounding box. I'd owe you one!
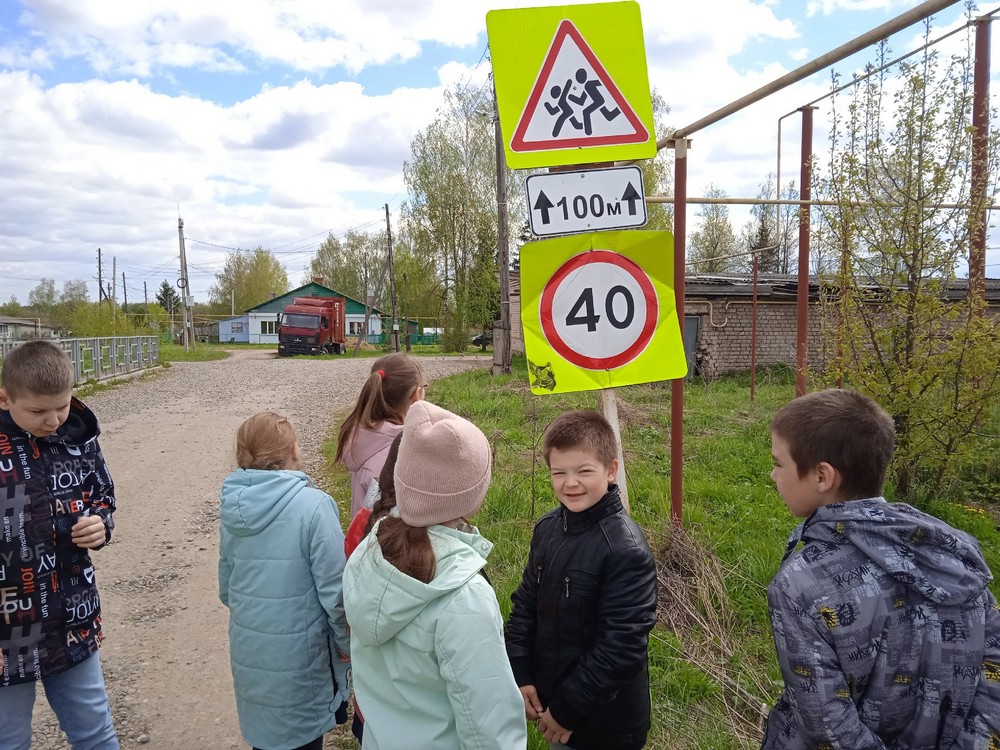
[277,296,346,356]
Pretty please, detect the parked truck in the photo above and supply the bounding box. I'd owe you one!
[277,296,347,356]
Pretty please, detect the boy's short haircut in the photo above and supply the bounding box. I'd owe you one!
[770,388,896,500]
[542,409,617,467]
[1,340,75,398]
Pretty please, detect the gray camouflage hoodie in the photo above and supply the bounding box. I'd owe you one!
[762,497,1000,750]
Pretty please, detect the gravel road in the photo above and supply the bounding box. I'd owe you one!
[30,349,492,750]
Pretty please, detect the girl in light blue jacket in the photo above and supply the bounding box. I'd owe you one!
[219,412,351,750]
[343,400,527,750]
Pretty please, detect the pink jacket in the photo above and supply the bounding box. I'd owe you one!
[341,421,403,519]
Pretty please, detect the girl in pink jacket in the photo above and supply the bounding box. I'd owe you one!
[335,353,424,519]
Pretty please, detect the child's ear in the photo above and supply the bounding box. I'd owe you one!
[0,388,10,411]
[814,461,842,494]
[606,458,619,483]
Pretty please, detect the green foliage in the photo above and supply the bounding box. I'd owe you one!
[154,280,181,313]
[401,85,502,351]
[28,278,57,310]
[208,247,289,313]
[816,29,1000,498]
[157,342,230,363]
[637,89,674,232]
[308,230,386,306]
[689,184,737,273]
[0,295,21,316]
[740,177,799,274]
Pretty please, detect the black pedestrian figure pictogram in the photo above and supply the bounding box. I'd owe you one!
[544,79,583,137]
[568,68,620,136]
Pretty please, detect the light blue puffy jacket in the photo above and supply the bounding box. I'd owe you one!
[344,520,527,750]
[219,469,351,750]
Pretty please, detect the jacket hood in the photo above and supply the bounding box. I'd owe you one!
[0,396,99,445]
[220,469,312,536]
[345,521,492,646]
[798,497,993,605]
[341,421,403,473]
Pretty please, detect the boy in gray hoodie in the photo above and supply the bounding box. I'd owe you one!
[762,388,999,750]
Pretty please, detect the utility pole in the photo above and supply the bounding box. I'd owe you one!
[492,81,512,375]
[231,289,235,317]
[143,281,148,306]
[177,216,195,350]
[111,256,117,333]
[97,248,105,304]
[122,272,128,313]
[402,272,411,352]
[385,203,400,352]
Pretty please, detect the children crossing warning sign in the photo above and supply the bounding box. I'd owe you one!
[512,20,648,153]
[487,1,656,170]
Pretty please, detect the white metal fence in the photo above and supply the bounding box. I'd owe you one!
[0,336,160,385]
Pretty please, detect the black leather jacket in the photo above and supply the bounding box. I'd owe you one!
[505,486,658,750]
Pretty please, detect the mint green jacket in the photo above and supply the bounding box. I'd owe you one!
[343,520,527,750]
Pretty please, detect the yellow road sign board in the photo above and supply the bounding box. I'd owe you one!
[520,231,686,395]
[486,1,656,169]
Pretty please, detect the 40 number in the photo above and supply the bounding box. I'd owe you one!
[565,286,635,332]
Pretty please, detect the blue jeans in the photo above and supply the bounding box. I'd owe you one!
[0,653,119,750]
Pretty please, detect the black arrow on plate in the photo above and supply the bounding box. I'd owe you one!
[621,182,641,216]
[533,190,554,224]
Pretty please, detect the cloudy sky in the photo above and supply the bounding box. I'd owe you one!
[0,0,993,306]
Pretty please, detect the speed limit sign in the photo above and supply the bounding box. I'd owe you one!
[521,231,686,394]
[541,250,656,370]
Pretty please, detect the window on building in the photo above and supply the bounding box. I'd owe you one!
[231,322,244,333]
[0,324,8,339]
[261,320,277,335]
[349,321,364,335]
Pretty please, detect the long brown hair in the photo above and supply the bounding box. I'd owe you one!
[335,353,423,463]
[376,517,436,583]
[362,433,402,538]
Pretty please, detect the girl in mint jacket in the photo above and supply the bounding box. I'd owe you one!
[219,412,351,750]
[343,401,526,750]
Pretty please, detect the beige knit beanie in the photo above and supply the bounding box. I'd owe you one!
[394,401,492,527]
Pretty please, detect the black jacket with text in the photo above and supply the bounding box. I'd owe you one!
[505,486,658,750]
[0,397,115,687]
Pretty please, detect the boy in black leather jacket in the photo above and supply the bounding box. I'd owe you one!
[505,410,658,750]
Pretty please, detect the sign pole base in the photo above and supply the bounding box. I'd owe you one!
[600,388,629,514]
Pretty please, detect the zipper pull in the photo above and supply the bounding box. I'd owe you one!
[536,564,543,585]
[564,576,570,598]
[562,510,568,533]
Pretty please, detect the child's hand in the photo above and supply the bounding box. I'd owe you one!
[537,709,571,745]
[71,515,106,549]
[519,685,543,720]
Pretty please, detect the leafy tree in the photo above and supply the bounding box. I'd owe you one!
[816,29,1000,498]
[209,247,289,313]
[0,296,21,316]
[637,89,673,231]
[741,177,800,273]
[402,85,501,351]
[155,280,181,313]
[28,278,57,311]
[60,280,90,306]
[688,185,737,273]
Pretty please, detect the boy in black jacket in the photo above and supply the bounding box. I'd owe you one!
[505,410,658,750]
[0,340,118,748]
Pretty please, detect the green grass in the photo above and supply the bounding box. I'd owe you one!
[319,358,1000,749]
[157,342,231,363]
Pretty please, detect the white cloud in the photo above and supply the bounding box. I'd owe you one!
[13,0,497,75]
[0,70,445,301]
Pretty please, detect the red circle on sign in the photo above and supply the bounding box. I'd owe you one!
[540,249,658,370]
